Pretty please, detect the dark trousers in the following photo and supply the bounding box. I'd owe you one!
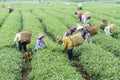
[79,28,88,39]
[18,41,27,52]
[79,17,82,21]
[67,48,73,60]
[9,9,12,13]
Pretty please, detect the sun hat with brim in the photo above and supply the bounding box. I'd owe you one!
[77,25,83,31]
[84,11,91,19]
[110,24,117,30]
[38,34,45,39]
[56,36,63,43]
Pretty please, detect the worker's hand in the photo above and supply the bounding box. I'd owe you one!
[39,48,43,50]
[45,46,48,48]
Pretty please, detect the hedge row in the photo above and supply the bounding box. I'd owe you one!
[74,44,120,80]
[20,10,83,80]
[0,11,24,79]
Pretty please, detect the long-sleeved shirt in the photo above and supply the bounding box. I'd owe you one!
[61,37,73,50]
[81,15,89,25]
[35,39,47,50]
[14,33,21,42]
[104,25,112,36]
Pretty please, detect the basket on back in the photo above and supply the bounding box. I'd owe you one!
[100,19,109,30]
[85,25,98,36]
[20,30,32,44]
[69,32,83,47]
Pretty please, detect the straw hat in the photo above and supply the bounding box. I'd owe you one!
[77,24,83,31]
[56,36,62,41]
[56,36,63,44]
[38,34,45,39]
[109,24,117,30]
[84,11,91,19]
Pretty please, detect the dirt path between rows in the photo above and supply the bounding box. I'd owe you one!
[21,52,32,80]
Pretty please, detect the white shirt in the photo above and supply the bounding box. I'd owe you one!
[14,33,21,42]
[77,25,83,31]
[104,26,112,36]
[78,3,82,7]
[81,15,89,24]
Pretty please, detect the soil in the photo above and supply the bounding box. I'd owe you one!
[72,63,90,80]
[21,52,32,80]
[71,56,91,80]
[21,66,32,80]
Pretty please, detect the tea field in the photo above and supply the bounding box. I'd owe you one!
[0,1,120,80]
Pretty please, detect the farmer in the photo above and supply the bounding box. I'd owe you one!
[64,27,77,37]
[77,24,92,43]
[75,12,82,21]
[100,19,109,30]
[57,37,74,60]
[77,2,82,10]
[2,4,5,8]
[34,34,47,52]
[81,11,91,26]
[75,11,91,26]
[8,7,14,13]
[104,24,116,36]
[14,32,28,52]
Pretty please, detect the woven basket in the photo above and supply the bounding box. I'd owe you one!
[85,25,97,36]
[100,19,108,30]
[20,30,32,44]
[69,32,83,47]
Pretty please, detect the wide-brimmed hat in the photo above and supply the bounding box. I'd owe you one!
[56,36,62,41]
[56,36,63,44]
[77,24,83,30]
[84,11,91,19]
[38,34,45,39]
[109,24,117,30]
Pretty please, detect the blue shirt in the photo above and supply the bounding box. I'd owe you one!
[35,39,47,50]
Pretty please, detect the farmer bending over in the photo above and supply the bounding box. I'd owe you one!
[104,24,116,36]
[77,24,92,43]
[34,34,47,52]
[57,37,74,60]
[14,32,28,52]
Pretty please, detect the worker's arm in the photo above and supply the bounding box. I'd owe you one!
[42,39,47,48]
[14,33,19,43]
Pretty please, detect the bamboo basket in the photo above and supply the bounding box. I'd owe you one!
[85,25,97,36]
[69,32,83,47]
[20,30,32,44]
[100,19,108,30]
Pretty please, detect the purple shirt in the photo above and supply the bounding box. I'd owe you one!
[35,39,47,50]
